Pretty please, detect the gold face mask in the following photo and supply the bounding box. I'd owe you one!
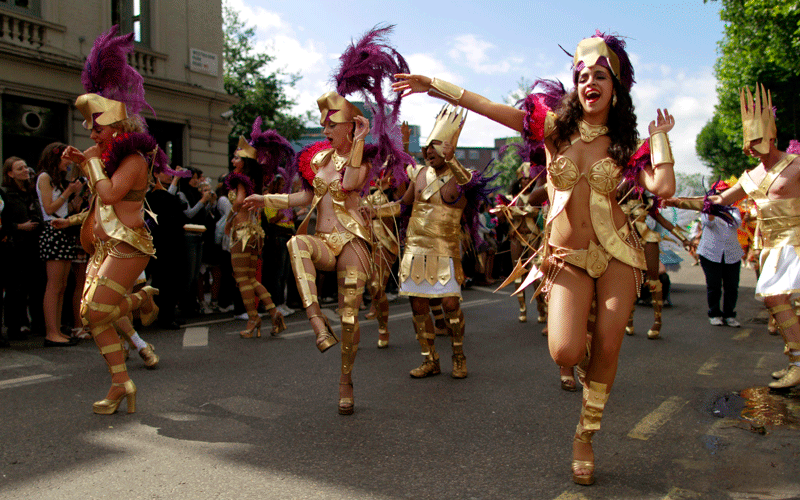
[316,91,363,125]
[236,136,257,160]
[425,104,467,157]
[573,38,620,81]
[740,84,777,155]
[75,93,127,129]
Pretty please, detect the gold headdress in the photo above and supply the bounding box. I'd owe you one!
[75,93,128,129]
[573,37,620,81]
[236,136,257,160]
[740,83,776,155]
[317,91,363,125]
[425,104,467,157]
[516,162,531,180]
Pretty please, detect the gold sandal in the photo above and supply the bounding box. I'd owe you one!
[310,314,338,352]
[271,311,286,336]
[338,382,354,415]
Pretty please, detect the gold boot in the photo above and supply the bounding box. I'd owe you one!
[139,343,159,369]
[647,279,662,339]
[625,310,635,336]
[410,314,440,378]
[516,278,527,323]
[309,314,338,352]
[447,308,467,379]
[572,381,609,486]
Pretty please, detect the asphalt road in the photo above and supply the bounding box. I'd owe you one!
[1,252,799,500]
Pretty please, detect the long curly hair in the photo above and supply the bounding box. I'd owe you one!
[36,142,69,191]
[551,77,638,167]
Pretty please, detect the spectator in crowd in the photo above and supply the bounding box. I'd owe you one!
[262,174,295,317]
[177,167,215,316]
[35,142,84,346]
[475,200,497,286]
[213,178,241,315]
[2,156,45,341]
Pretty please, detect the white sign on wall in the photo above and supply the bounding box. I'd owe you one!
[190,48,218,76]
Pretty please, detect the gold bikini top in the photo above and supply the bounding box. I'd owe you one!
[312,176,347,201]
[548,156,621,195]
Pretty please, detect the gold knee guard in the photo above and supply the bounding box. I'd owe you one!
[338,266,366,375]
[410,313,439,378]
[413,313,434,355]
[647,279,662,339]
[81,276,129,327]
[515,277,527,322]
[287,236,318,309]
[431,303,447,336]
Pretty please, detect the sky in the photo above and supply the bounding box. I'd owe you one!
[227,0,727,175]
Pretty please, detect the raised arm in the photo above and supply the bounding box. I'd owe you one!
[393,74,526,133]
[638,109,676,198]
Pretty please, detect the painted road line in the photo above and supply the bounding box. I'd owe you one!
[553,492,588,500]
[732,328,751,340]
[663,487,701,499]
[628,396,687,440]
[0,374,54,390]
[183,326,209,348]
[697,354,722,375]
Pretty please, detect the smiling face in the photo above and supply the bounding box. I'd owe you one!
[231,153,244,173]
[577,64,615,121]
[323,120,353,151]
[10,159,30,183]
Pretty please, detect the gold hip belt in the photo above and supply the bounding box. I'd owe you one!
[318,228,356,256]
[550,241,611,279]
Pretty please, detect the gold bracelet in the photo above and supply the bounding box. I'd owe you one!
[650,131,674,165]
[263,194,290,209]
[348,139,364,169]
[428,77,465,105]
[82,157,109,189]
[673,197,704,211]
[445,158,473,186]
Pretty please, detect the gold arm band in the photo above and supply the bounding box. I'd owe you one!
[347,139,364,169]
[650,131,674,166]
[375,202,401,218]
[673,197,704,211]
[263,194,290,209]
[82,157,109,190]
[669,227,689,245]
[427,77,465,105]
[67,211,89,227]
[445,158,473,186]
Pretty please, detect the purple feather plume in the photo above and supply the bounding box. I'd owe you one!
[702,179,737,226]
[333,24,413,194]
[103,132,184,178]
[224,171,256,197]
[82,25,154,119]
[787,139,800,155]
[249,116,295,190]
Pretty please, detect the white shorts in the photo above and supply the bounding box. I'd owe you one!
[399,259,462,298]
[755,245,800,300]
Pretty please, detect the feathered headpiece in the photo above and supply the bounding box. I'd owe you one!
[77,25,154,128]
[569,31,635,92]
[248,116,295,189]
[333,24,413,191]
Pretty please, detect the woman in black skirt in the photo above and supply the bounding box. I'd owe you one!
[35,143,85,346]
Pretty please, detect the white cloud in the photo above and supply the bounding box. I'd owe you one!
[447,34,522,75]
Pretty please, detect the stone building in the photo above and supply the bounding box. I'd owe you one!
[0,0,234,179]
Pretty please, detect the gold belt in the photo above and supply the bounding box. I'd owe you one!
[551,241,611,279]
[318,229,356,256]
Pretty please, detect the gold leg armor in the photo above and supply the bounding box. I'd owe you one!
[81,275,157,328]
[536,289,547,324]
[647,279,663,339]
[767,303,800,389]
[572,380,609,486]
[446,308,467,379]
[431,302,448,336]
[287,236,319,309]
[515,277,527,323]
[410,313,440,378]
[338,266,365,376]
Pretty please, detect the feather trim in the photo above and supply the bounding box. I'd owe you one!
[224,171,256,197]
[101,132,182,178]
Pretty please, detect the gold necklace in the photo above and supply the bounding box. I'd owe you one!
[578,120,608,143]
[332,151,349,171]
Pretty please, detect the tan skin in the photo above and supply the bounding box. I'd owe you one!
[38,159,85,343]
[394,67,676,474]
[244,114,372,402]
[61,123,153,400]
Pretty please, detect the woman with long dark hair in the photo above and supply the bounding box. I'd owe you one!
[394,31,676,485]
[36,142,85,345]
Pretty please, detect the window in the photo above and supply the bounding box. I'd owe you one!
[112,0,150,47]
[468,149,479,160]
[0,0,41,17]
[455,150,466,160]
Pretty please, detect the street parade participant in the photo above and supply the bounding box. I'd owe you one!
[394,31,676,485]
[666,83,800,389]
[224,117,293,339]
[244,26,411,415]
[373,105,495,379]
[60,26,179,414]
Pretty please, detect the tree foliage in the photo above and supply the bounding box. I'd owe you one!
[222,2,304,145]
[701,0,800,170]
[695,114,755,177]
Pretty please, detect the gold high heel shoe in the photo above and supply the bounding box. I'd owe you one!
[338,382,354,415]
[139,343,159,369]
[240,317,262,338]
[93,380,137,415]
[138,286,160,326]
[377,327,389,348]
[270,311,286,336]
[310,314,338,352]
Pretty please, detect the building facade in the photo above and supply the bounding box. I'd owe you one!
[0,0,234,179]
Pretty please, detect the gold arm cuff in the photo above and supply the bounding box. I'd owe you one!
[427,77,465,105]
[673,197,704,211]
[650,131,674,166]
[669,226,689,245]
[445,158,472,186]
[348,139,364,168]
[67,211,89,227]
[375,202,401,218]
[263,194,290,209]
[82,157,109,189]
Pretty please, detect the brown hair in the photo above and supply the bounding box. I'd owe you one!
[2,156,26,188]
[36,142,69,190]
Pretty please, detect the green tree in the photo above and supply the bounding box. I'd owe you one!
[705,0,800,165]
[695,114,754,177]
[223,2,304,146]
[493,137,524,193]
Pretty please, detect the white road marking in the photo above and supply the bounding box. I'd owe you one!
[0,374,54,390]
[183,326,209,348]
[697,354,722,376]
[628,396,687,440]
[732,328,751,340]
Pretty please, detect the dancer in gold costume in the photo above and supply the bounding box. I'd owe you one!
[394,31,676,485]
[667,83,800,389]
[59,26,178,414]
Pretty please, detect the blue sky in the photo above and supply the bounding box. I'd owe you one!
[230,0,727,174]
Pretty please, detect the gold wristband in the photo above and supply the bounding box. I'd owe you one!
[673,197,704,211]
[670,227,689,245]
[67,211,89,227]
[82,157,109,189]
[263,194,290,209]
[348,139,364,169]
[650,131,674,165]
[445,158,473,186]
[427,77,465,105]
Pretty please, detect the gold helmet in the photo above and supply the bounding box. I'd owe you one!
[740,83,776,155]
[425,104,467,157]
[235,136,257,160]
[317,91,363,125]
[573,37,620,82]
[74,93,127,129]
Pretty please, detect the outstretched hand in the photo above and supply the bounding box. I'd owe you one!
[243,194,264,211]
[648,108,675,135]
[392,74,432,98]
